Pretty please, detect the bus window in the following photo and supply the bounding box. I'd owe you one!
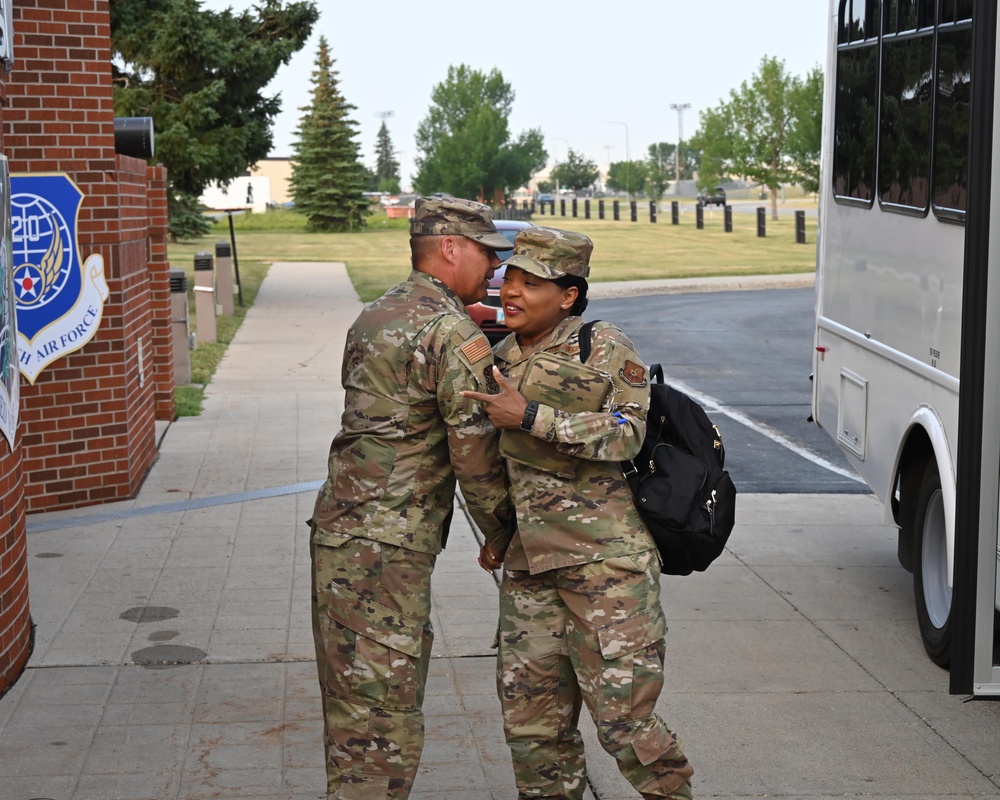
[846,0,879,40]
[833,44,878,202]
[890,0,935,31]
[932,23,972,218]
[878,31,933,210]
[939,0,973,24]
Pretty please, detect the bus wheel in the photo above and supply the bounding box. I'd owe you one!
[913,461,951,667]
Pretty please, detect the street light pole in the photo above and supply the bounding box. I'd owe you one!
[607,121,630,200]
[669,103,690,195]
[552,137,570,198]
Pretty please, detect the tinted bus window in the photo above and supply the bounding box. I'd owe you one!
[940,0,973,24]
[878,33,934,210]
[833,44,878,201]
[891,0,934,31]
[933,25,972,216]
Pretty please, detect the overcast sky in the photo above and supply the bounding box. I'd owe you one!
[202,1,832,192]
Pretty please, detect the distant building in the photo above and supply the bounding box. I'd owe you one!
[199,158,294,213]
[251,158,293,205]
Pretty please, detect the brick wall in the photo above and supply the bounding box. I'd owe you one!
[0,433,29,697]
[147,165,173,421]
[6,0,168,512]
[0,24,30,696]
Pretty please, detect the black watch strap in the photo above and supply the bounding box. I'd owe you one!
[520,400,539,431]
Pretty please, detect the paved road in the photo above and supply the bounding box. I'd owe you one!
[590,287,869,494]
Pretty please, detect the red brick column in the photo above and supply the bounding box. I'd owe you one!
[147,164,174,421]
[0,432,29,697]
[0,29,30,695]
[6,0,161,511]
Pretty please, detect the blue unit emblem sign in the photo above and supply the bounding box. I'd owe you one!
[11,174,109,384]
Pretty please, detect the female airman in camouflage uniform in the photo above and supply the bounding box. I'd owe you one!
[464,226,694,800]
[310,197,516,800]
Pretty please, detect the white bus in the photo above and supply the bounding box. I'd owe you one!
[812,0,1000,680]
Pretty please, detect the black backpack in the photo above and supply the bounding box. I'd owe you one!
[579,322,737,575]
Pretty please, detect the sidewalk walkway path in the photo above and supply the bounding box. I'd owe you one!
[1,262,997,800]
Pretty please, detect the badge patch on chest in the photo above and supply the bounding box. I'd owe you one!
[619,360,647,387]
[482,365,501,394]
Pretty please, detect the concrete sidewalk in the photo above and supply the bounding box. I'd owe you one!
[1,262,998,800]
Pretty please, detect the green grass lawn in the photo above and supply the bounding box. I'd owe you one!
[166,203,817,413]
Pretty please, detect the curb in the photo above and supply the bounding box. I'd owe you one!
[588,272,816,299]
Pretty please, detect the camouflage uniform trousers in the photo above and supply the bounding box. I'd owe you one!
[311,533,436,800]
[497,550,694,799]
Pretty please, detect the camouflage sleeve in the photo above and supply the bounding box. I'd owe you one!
[436,318,516,550]
[527,326,649,463]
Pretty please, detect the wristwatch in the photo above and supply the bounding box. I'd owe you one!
[520,400,539,431]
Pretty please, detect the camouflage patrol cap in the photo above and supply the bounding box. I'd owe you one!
[410,196,511,249]
[502,226,592,280]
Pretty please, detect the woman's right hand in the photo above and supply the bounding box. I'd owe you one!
[462,366,529,430]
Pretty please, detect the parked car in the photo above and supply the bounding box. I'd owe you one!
[466,219,531,343]
[536,193,555,204]
[697,187,727,206]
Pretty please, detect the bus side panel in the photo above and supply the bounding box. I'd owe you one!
[814,199,963,514]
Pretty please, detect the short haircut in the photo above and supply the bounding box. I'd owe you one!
[410,235,443,270]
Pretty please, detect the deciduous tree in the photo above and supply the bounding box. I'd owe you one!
[690,56,821,219]
[550,148,600,192]
[414,65,546,203]
[111,0,318,238]
[645,143,673,202]
[605,161,649,197]
[786,66,824,194]
[289,37,369,231]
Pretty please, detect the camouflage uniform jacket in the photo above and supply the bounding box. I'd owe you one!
[311,270,515,554]
[494,317,655,574]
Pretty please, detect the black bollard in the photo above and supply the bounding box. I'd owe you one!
[724,205,733,233]
[599,199,605,220]
[795,210,806,243]
[757,207,766,237]
[671,201,679,225]
[696,204,704,230]
[585,199,591,219]
[630,201,637,222]
[572,198,578,218]
[649,201,657,223]
[613,200,620,221]
[560,199,566,217]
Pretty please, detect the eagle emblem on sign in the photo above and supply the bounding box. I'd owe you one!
[11,174,108,384]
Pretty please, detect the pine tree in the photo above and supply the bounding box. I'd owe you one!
[374,122,401,194]
[289,37,368,231]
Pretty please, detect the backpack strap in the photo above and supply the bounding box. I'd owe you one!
[578,319,600,363]
[649,362,664,384]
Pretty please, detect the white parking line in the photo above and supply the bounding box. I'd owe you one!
[663,373,866,483]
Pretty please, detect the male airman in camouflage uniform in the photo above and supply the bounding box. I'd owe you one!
[466,226,694,799]
[310,197,516,800]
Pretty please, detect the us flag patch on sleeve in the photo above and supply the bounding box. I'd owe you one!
[620,360,647,387]
[461,337,491,364]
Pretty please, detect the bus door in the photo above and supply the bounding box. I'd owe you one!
[952,0,1000,697]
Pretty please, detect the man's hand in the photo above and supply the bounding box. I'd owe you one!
[479,541,505,572]
[462,366,529,429]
